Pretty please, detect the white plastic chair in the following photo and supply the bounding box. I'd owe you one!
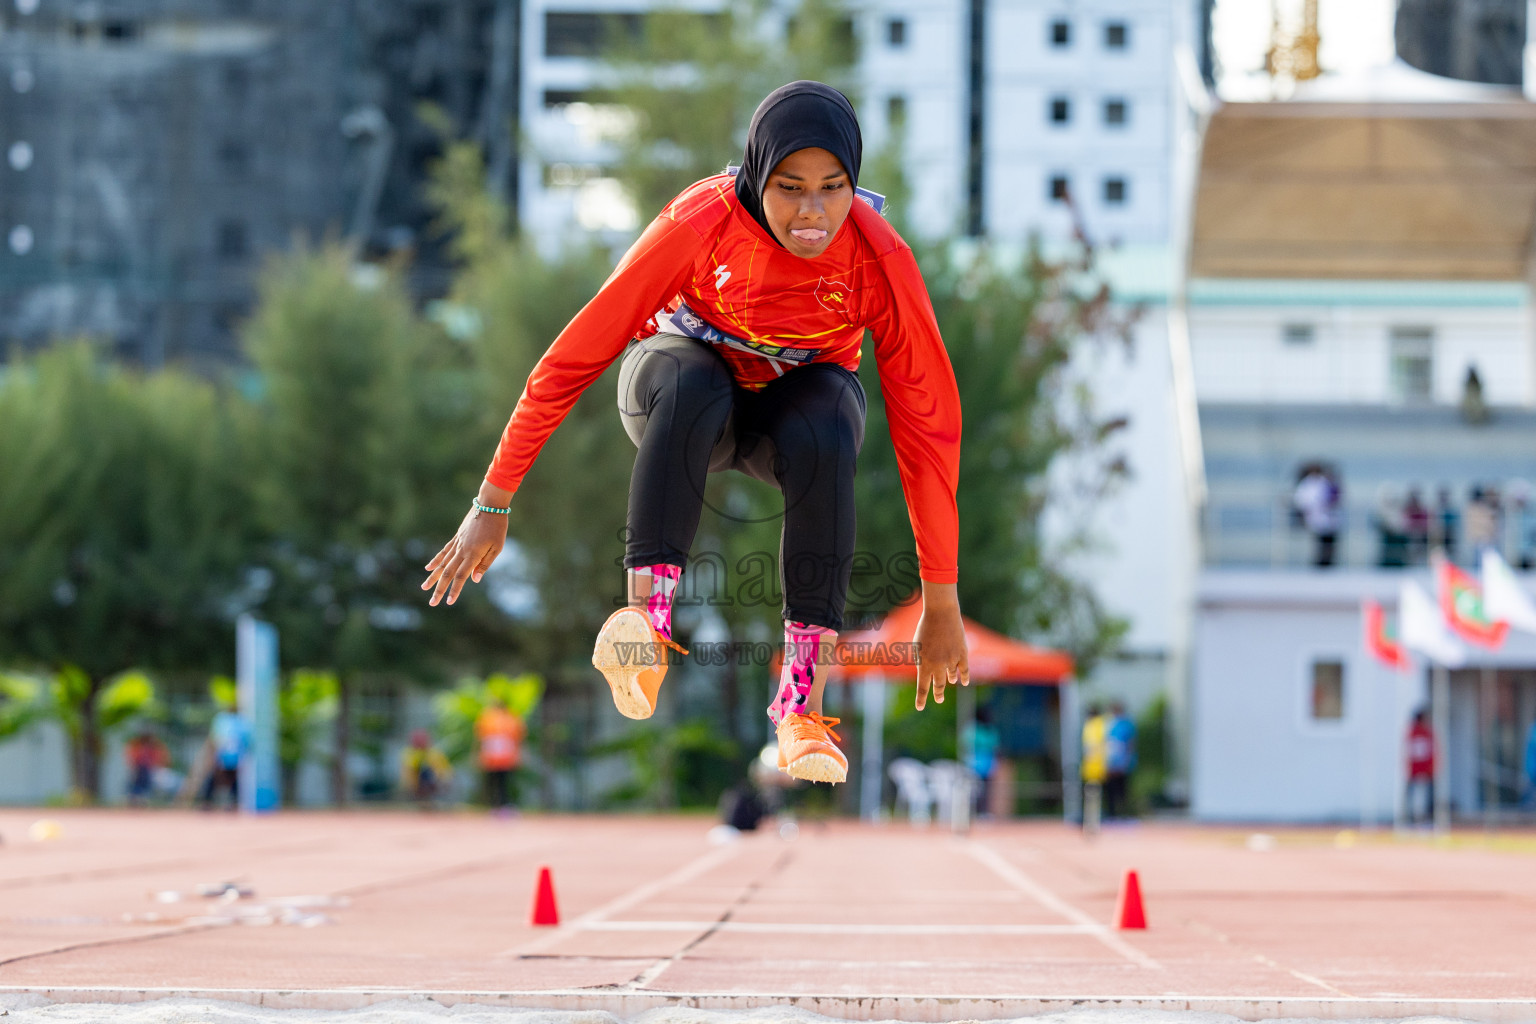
[926,759,965,823]
[888,757,933,825]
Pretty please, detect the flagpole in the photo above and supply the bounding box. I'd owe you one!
[1356,623,1376,833]
[1481,665,1497,832]
[1433,662,1450,836]
[1393,664,1407,834]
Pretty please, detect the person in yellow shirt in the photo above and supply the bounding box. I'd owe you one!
[400,730,453,809]
[1080,703,1107,836]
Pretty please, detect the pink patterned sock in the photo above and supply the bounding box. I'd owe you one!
[634,564,683,640]
[768,621,835,725]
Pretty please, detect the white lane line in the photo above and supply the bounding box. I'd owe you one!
[584,921,1099,935]
[500,843,744,956]
[967,842,1161,971]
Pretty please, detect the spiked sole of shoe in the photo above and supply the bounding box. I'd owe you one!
[592,609,661,720]
[784,752,847,784]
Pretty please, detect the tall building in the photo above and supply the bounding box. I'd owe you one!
[0,1,355,369]
[520,0,1193,248]
[0,0,522,368]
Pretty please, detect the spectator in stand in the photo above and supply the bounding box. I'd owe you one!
[475,697,525,812]
[1506,480,1536,569]
[400,729,454,809]
[1104,702,1137,820]
[1403,487,1431,566]
[1460,365,1489,425]
[1374,484,1409,568]
[1293,464,1342,568]
[1434,486,1459,561]
[1464,485,1500,560]
[1406,709,1435,826]
[124,730,169,807]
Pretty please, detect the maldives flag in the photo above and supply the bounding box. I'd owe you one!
[1363,600,1412,671]
[1437,555,1510,649]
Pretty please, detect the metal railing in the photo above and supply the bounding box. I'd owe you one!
[1203,492,1532,571]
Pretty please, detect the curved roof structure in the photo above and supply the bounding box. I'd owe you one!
[1192,61,1536,280]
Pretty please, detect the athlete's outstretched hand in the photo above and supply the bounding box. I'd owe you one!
[422,485,512,607]
[913,581,970,710]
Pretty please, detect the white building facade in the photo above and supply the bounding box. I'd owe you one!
[518,0,1190,248]
[1183,64,1536,822]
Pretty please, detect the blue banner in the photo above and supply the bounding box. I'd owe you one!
[236,615,280,813]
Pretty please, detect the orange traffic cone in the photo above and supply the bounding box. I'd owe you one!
[530,865,560,926]
[1114,869,1147,930]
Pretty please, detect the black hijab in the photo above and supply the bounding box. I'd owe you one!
[735,81,863,246]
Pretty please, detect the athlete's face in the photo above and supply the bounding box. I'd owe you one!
[762,147,854,259]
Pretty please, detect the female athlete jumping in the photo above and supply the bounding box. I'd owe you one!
[423,81,969,783]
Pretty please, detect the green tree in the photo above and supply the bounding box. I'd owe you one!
[0,672,45,743]
[0,345,246,798]
[427,142,636,803]
[240,246,489,803]
[852,239,1132,667]
[278,669,339,803]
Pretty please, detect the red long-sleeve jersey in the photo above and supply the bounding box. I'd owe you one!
[485,174,962,584]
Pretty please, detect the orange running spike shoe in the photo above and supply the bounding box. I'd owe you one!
[592,607,688,720]
[776,713,847,784]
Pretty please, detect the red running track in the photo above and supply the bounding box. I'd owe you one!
[1,811,1534,1017]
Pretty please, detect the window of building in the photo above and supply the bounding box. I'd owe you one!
[887,94,907,131]
[543,89,587,108]
[1049,18,1070,47]
[222,64,249,98]
[1048,174,1070,202]
[1390,326,1435,403]
[8,140,34,171]
[217,219,249,261]
[413,5,445,32]
[1103,176,1127,204]
[544,12,643,58]
[217,140,250,177]
[1103,98,1127,126]
[1104,20,1129,49]
[887,17,907,46]
[1049,96,1070,124]
[8,224,34,256]
[1282,323,1316,346]
[1309,660,1345,721]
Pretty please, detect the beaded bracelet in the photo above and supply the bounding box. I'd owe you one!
[472,498,512,517]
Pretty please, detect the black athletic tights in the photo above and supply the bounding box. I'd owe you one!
[617,335,866,631]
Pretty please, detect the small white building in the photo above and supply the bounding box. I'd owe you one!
[1184,62,1536,821]
[1195,570,1536,823]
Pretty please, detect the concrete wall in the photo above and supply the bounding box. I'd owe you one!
[0,723,71,805]
[1189,284,1533,407]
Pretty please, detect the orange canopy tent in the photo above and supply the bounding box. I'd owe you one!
[815,596,1074,821]
[823,597,1074,684]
